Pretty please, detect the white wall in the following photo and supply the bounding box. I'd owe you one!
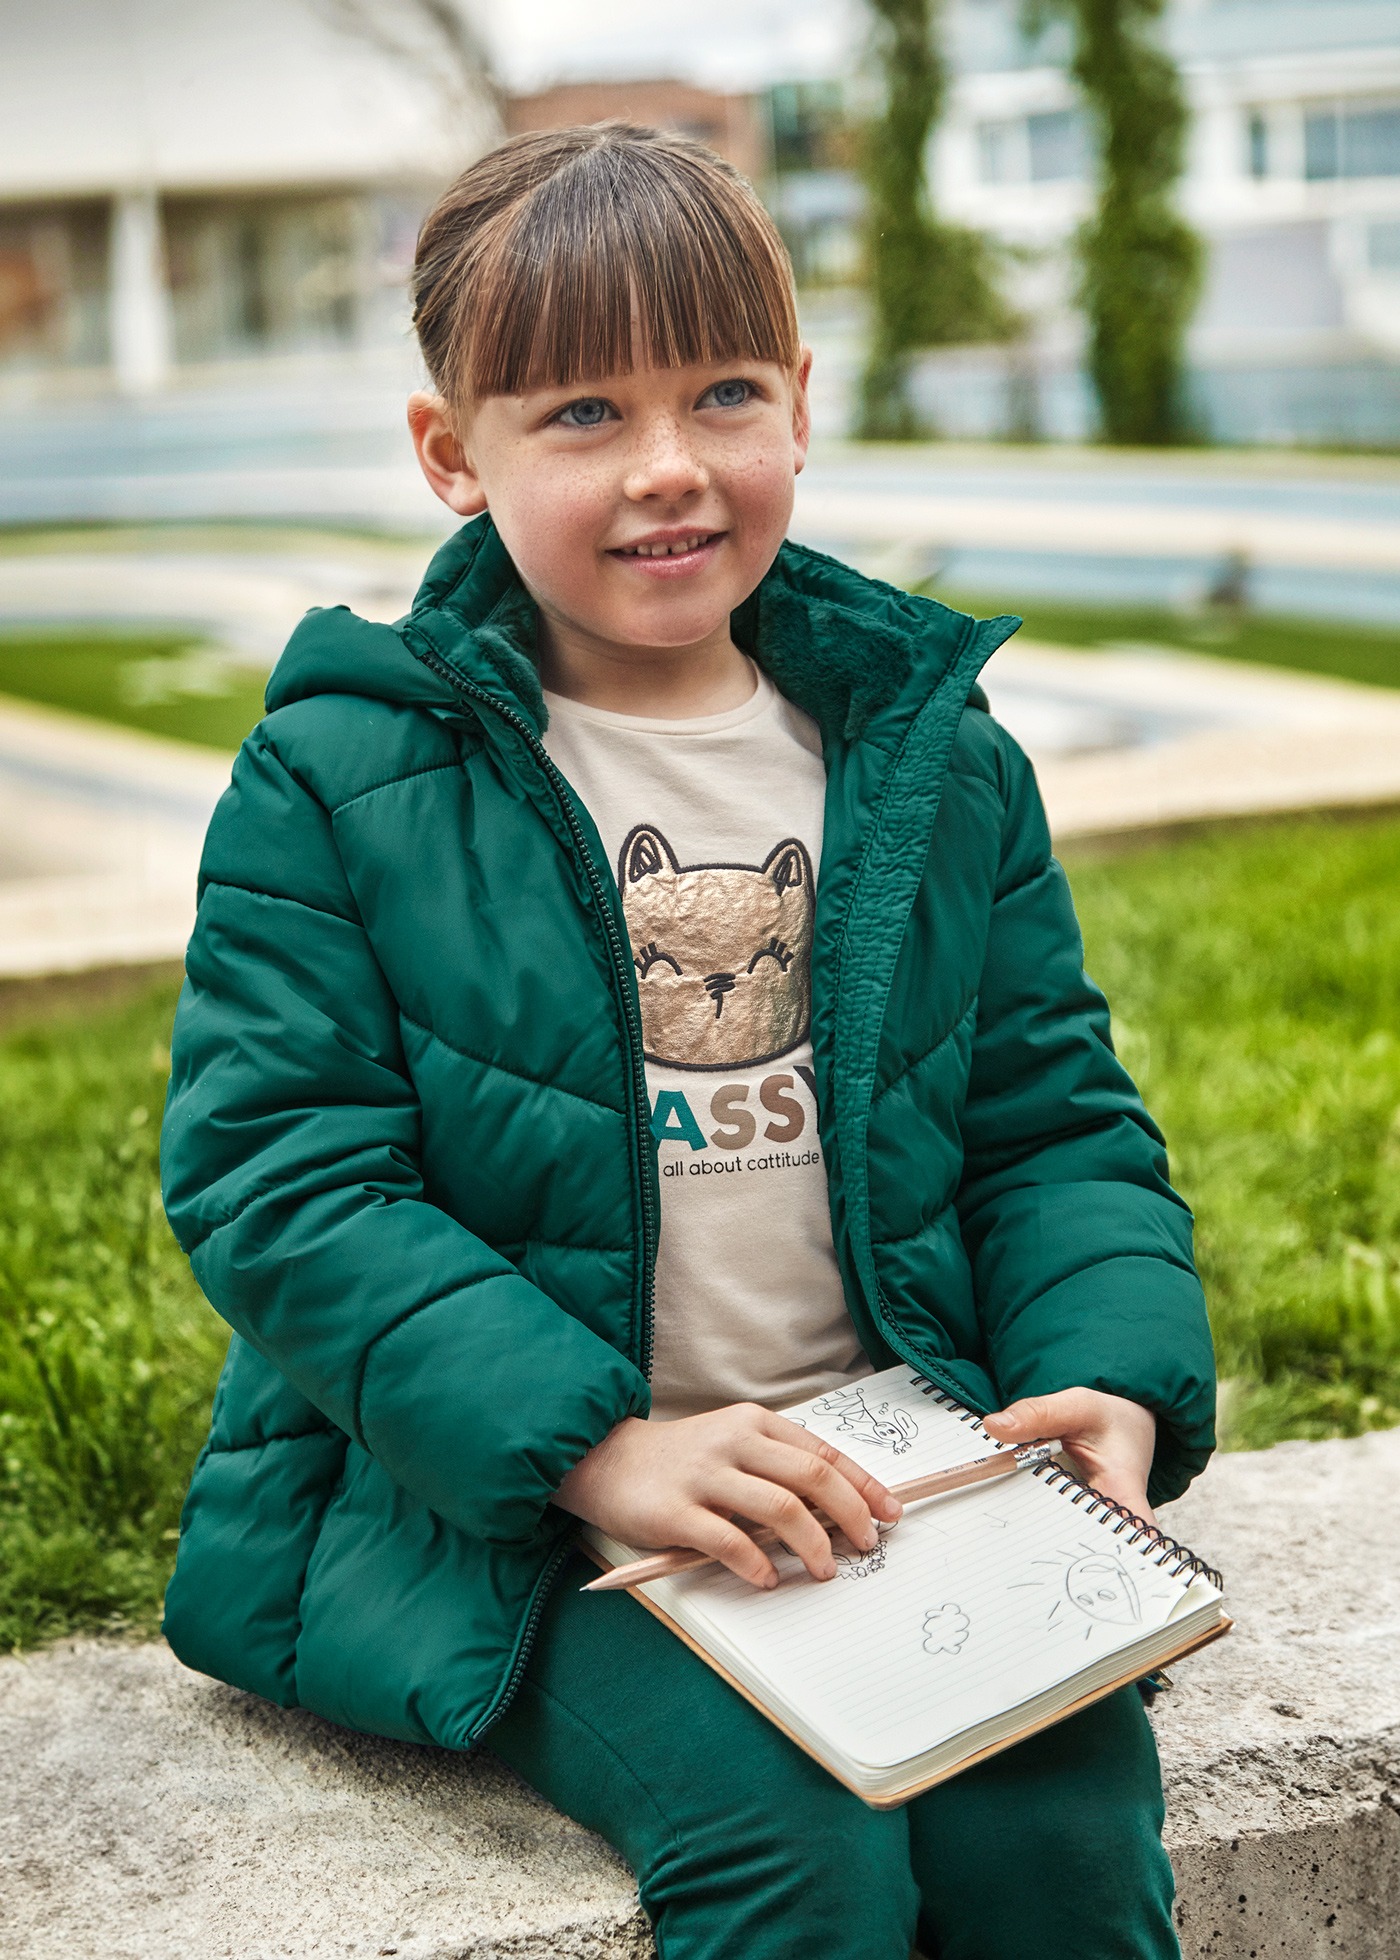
[0,0,498,201]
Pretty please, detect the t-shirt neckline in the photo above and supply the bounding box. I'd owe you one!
[543,659,774,736]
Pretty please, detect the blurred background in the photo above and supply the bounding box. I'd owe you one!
[1,0,1399,1652]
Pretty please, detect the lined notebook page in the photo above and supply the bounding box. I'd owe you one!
[647,1368,1205,1772]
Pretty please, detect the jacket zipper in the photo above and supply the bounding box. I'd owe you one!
[402,649,662,1744]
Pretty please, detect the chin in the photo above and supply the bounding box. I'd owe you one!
[609,601,740,650]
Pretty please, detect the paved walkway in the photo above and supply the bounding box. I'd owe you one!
[2,540,1399,977]
[0,696,229,978]
[985,637,1400,839]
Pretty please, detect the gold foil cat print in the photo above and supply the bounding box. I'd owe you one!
[619,824,815,1070]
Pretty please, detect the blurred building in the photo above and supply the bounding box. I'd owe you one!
[926,0,1400,445]
[0,0,498,402]
[765,81,865,289]
[506,79,768,183]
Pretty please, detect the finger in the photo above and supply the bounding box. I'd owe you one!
[742,1437,885,1552]
[673,1504,780,1589]
[984,1389,1095,1443]
[1061,1452,1159,1528]
[759,1414,903,1520]
[712,1470,840,1581]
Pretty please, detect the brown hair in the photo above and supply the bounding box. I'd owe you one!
[412,122,800,406]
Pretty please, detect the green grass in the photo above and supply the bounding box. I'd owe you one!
[3,812,1398,1651]
[0,972,226,1651]
[940,593,1400,692]
[0,632,269,751]
[1067,811,1400,1450]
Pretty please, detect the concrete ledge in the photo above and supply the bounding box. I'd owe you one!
[3,1429,1397,1959]
[1152,1426,1400,1957]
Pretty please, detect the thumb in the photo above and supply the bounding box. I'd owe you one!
[980,1387,1082,1450]
[984,1394,1060,1441]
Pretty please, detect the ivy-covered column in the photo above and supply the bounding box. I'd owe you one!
[858,0,1011,439]
[1058,0,1202,443]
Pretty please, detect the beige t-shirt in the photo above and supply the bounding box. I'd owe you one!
[541,664,872,1420]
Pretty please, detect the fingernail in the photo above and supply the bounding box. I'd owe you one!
[763,1572,779,1590]
[862,1526,879,1550]
[820,1560,837,1581]
[881,1495,903,1519]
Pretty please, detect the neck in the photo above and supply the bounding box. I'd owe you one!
[536,610,756,720]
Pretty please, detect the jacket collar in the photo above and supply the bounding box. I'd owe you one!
[271,514,1016,748]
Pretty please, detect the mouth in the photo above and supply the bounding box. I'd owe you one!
[607,530,726,575]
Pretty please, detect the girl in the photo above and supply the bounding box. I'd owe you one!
[161,124,1216,1959]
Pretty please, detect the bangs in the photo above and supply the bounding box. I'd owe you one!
[443,130,800,401]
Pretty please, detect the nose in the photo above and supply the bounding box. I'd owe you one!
[623,414,709,504]
[703,971,736,1017]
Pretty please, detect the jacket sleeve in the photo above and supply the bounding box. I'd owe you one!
[954,727,1216,1506]
[161,724,650,1545]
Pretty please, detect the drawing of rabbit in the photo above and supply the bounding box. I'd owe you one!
[812,1384,918,1454]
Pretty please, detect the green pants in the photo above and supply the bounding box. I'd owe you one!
[487,1552,1179,1960]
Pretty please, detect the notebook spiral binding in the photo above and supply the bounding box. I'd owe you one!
[1029,1460,1223,1591]
[912,1379,995,1442]
[909,1375,1223,1592]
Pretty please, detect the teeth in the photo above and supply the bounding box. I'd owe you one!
[627,535,708,557]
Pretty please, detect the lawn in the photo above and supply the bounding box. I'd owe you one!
[0,630,270,751]
[1,809,1397,1650]
[0,970,225,1652]
[1067,813,1400,1449]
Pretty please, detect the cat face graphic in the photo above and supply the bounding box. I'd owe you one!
[619,824,814,1070]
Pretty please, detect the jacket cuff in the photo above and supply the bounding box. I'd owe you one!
[988,1255,1217,1508]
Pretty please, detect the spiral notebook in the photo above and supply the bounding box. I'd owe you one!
[582,1365,1229,1807]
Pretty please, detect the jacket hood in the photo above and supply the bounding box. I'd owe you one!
[265,514,1019,745]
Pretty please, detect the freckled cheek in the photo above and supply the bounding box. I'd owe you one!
[492,468,615,600]
[722,451,796,555]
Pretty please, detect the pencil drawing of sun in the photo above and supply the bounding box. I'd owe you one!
[1010,1542,1143,1640]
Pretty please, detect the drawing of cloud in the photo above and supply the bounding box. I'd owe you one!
[921,1603,970,1655]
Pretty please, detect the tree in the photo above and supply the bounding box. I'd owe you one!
[858,0,1015,439]
[1048,0,1202,443]
[317,0,499,123]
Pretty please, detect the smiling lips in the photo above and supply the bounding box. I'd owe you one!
[610,530,725,570]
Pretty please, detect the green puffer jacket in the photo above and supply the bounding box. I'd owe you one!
[160,516,1215,1749]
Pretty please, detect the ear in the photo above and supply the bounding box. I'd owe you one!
[620,824,680,885]
[762,839,811,894]
[407,391,488,517]
[791,346,814,477]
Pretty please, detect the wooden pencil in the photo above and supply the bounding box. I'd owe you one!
[580,1439,1061,1592]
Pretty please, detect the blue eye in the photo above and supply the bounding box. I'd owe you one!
[703,378,753,409]
[555,397,616,428]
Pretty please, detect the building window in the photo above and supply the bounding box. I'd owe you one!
[0,203,109,374]
[1304,100,1400,180]
[976,110,1087,185]
[1369,218,1400,273]
[164,193,367,363]
[1247,111,1269,180]
[1027,109,1087,182]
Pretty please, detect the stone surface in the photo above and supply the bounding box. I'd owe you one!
[0,1639,650,1960]
[3,1429,1398,1957]
[1154,1425,1400,1958]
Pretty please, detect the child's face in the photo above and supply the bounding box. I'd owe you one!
[409,351,812,658]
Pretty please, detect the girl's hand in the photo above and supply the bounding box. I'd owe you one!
[553,1404,904,1589]
[983,1387,1159,1525]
